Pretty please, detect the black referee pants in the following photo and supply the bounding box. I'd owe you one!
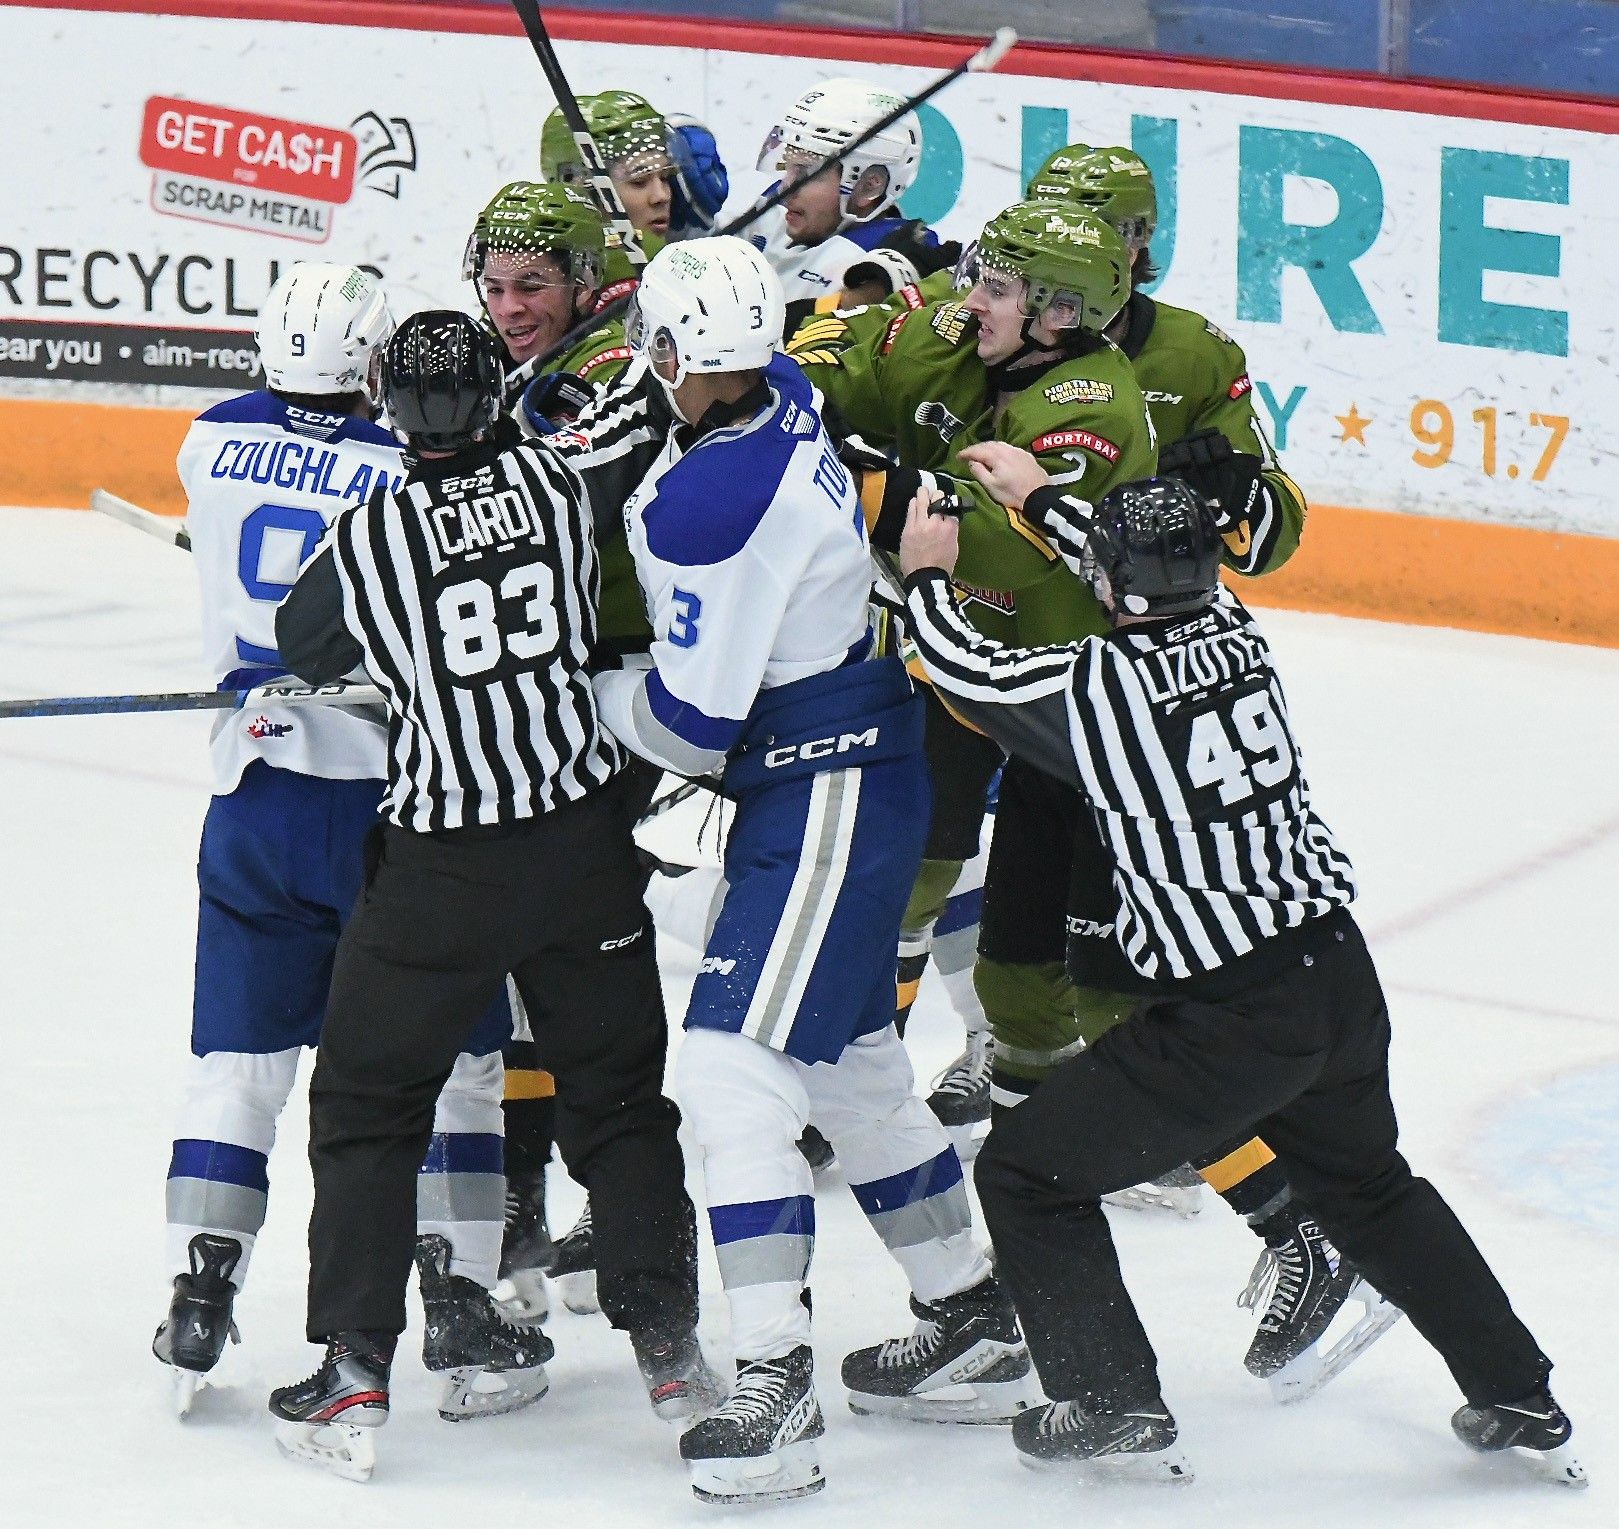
[976,910,1552,1412]
[306,771,697,1342]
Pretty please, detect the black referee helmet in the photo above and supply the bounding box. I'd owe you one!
[1087,477,1222,618]
[383,310,505,453]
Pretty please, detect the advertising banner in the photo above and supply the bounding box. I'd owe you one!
[4,3,1614,539]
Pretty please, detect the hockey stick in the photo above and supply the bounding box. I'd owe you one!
[90,488,191,552]
[527,26,1019,372]
[0,679,383,721]
[509,0,648,272]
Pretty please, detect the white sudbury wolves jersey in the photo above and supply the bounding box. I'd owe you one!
[721,173,928,307]
[177,391,405,794]
[594,355,872,775]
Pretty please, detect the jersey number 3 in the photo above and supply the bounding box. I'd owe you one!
[436,562,560,681]
[1186,691,1295,806]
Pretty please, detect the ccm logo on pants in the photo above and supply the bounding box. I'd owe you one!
[765,728,878,770]
[600,929,646,952]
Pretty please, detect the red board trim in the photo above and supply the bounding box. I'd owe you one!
[13,0,1619,136]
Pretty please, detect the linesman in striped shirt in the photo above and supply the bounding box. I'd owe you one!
[896,476,1576,1488]
[266,312,710,1478]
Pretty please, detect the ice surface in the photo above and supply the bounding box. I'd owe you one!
[1,504,1612,1524]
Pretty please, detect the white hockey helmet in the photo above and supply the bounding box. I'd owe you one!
[758,77,922,228]
[255,262,394,399]
[626,237,784,396]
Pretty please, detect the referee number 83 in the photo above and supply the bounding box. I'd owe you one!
[435,561,560,680]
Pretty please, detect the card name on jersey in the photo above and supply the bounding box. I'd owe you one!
[1139,626,1267,707]
[1043,378,1116,407]
[207,436,400,503]
[430,486,543,559]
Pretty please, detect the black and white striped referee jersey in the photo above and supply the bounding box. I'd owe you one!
[903,571,1357,983]
[278,425,621,832]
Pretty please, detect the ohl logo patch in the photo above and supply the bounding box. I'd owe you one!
[246,715,294,740]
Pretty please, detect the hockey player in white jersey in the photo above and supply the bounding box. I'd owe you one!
[154,263,544,1442]
[723,78,957,322]
[566,239,1034,1506]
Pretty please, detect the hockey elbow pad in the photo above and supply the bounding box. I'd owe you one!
[843,246,925,298]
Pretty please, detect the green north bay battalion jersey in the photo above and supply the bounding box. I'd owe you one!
[791,296,1155,646]
[499,314,648,651]
[1114,291,1305,573]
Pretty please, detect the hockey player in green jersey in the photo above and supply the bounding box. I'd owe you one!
[542,90,731,289]
[465,180,635,422]
[1027,144,1305,576]
[787,201,1152,1147]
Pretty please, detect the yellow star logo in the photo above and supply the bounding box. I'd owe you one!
[1336,403,1372,445]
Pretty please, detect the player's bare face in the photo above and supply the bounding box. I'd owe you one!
[480,252,579,365]
[963,271,1029,365]
[611,152,677,238]
[780,152,843,245]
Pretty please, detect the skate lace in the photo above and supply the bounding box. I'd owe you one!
[1040,1400,1086,1437]
[1238,1243,1305,1328]
[709,1360,790,1424]
[930,1035,991,1099]
[879,1317,943,1368]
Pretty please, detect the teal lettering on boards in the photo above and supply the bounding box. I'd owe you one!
[1130,115,1177,290]
[1254,382,1307,450]
[1237,126,1383,334]
[1020,105,1070,191]
[1437,148,1568,358]
[901,103,964,226]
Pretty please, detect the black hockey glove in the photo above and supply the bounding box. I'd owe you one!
[839,435,969,553]
[520,370,599,435]
[1157,429,1264,534]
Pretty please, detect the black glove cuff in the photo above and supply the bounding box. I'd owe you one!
[870,464,924,553]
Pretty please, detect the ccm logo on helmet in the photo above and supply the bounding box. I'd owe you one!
[764,727,878,769]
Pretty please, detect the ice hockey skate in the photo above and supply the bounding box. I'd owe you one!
[1103,1163,1205,1218]
[842,1274,1037,1423]
[270,1333,393,1483]
[633,1328,727,1422]
[1239,1212,1403,1402]
[492,1166,552,1327]
[1453,1386,1587,1487]
[1012,1397,1193,1482]
[680,1345,826,1504]
[415,1234,551,1422]
[152,1232,242,1419]
[544,1200,600,1315]
[925,1033,991,1161]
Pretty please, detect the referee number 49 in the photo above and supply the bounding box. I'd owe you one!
[1186,691,1296,806]
[436,561,560,680]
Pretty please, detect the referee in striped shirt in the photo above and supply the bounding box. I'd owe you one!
[270,311,702,1422]
[896,473,1570,1481]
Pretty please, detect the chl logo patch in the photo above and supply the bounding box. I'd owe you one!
[914,399,965,442]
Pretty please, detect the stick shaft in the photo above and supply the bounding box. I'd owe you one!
[0,680,383,721]
[90,489,191,552]
[508,0,647,271]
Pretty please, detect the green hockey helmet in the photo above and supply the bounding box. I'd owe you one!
[1028,146,1158,252]
[972,200,1132,333]
[541,91,673,183]
[463,181,606,291]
